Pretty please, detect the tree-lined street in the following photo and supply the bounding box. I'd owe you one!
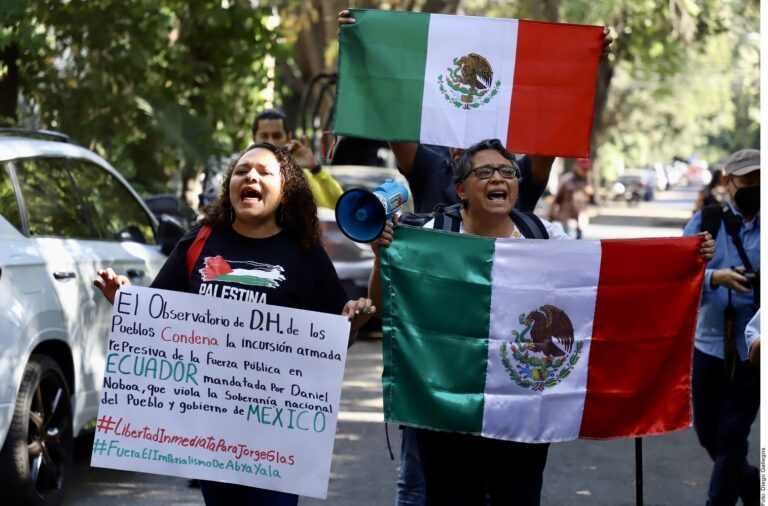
[2,2,759,505]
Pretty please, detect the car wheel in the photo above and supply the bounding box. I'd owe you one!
[0,355,73,506]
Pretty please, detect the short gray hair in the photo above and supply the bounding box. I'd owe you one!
[453,138,518,182]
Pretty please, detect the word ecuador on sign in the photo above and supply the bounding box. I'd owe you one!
[91,286,350,499]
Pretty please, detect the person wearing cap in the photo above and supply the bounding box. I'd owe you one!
[548,158,594,239]
[683,148,760,506]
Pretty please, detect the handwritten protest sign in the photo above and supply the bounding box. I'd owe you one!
[90,286,350,499]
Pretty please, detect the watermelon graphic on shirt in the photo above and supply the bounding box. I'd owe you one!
[200,256,285,288]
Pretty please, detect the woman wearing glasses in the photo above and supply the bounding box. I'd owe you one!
[368,139,566,506]
[369,138,714,505]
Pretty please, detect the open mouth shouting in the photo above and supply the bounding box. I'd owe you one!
[239,186,263,205]
[486,189,509,206]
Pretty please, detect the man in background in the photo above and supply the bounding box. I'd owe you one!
[548,158,594,239]
[683,148,760,506]
[252,109,344,209]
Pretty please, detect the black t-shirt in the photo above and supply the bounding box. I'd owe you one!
[151,225,347,316]
[406,144,546,214]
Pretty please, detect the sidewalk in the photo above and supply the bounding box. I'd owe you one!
[587,202,693,228]
[537,186,697,230]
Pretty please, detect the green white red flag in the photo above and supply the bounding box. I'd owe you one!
[380,226,705,442]
[335,9,603,157]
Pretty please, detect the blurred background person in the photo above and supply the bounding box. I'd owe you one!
[692,164,729,213]
[548,158,594,239]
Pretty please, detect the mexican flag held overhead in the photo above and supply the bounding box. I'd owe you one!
[380,226,705,442]
[334,10,603,157]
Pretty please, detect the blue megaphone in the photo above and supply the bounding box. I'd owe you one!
[335,179,409,243]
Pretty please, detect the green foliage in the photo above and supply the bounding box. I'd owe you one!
[2,0,758,192]
[1,0,282,194]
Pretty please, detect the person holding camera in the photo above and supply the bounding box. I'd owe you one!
[683,148,760,506]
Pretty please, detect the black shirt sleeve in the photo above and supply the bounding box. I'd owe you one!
[406,144,436,203]
[515,155,547,213]
[308,244,348,316]
[408,144,458,213]
[150,225,200,292]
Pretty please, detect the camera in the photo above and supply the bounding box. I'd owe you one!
[743,270,760,297]
[730,267,760,292]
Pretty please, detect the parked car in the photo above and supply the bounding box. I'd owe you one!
[664,161,686,187]
[687,163,713,187]
[0,131,184,505]
[143,193,198,232]
[611,169,656,204]
[651,163,669,191]
[318,207,375,301]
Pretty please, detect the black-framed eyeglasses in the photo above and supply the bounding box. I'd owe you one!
[464,165,520,180]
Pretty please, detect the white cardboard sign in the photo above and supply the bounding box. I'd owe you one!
[90,286,350,499]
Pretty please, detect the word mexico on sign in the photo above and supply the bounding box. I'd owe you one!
[90,286,351,499]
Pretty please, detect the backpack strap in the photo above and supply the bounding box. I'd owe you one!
[510,209,549,239]
[398,212,435,228]
[435,203,462,233]
[722,209,756,273]
[426,202,548,238]
[186,224,212,278]
[433,212,446,230]
[700,205,724,240]
[707,207,760,311]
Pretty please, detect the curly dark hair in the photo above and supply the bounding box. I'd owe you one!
[201,143,321,254]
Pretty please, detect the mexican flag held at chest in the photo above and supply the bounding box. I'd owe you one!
[380,226,705,443]
[334,10,603,157]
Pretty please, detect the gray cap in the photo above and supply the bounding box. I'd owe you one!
[724,149,760,176]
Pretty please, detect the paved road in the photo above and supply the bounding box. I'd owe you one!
[65,186,761,505]
[578,185,695,240]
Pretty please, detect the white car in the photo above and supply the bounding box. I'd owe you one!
[0,131,183,505]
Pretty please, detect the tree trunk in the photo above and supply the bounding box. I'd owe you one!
[0,43,19,125]
[279,0,344,129]
[421,0,461,14]
[526,0,561,22]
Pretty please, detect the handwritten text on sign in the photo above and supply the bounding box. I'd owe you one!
[90,286,350,499]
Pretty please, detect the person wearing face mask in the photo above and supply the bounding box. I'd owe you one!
[683,148,760,506]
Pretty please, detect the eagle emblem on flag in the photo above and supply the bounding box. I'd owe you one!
[437,53,501,110]
[499,305,585,392]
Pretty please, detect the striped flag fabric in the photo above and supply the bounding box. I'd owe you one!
[334,9,603,157]
[380,226,705,443]
[200,256,285,288]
